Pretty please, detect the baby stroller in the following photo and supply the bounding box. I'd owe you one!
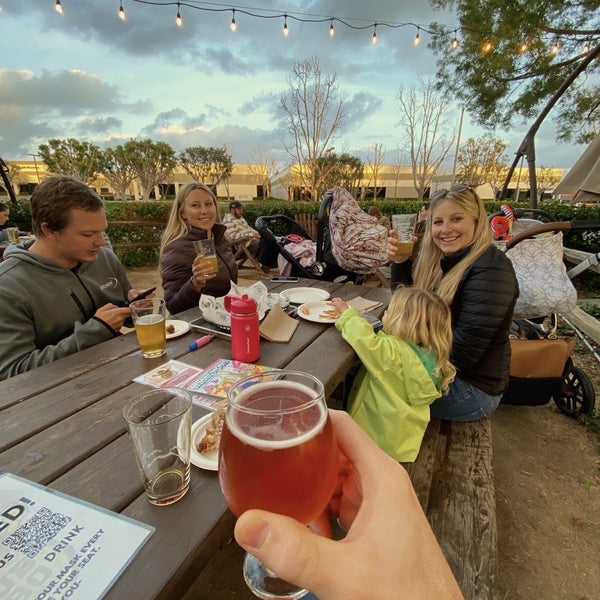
[255,188,388,283]
[490,206,599,417]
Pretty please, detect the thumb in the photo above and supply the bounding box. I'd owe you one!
[234,510,346,596]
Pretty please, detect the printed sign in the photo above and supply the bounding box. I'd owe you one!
[0,474,154,600]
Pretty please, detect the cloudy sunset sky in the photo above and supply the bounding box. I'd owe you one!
[0,0,585,171]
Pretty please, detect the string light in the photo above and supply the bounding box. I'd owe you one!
[518,41,528,53]
[55,0,63,15]
[175,1,182,27]
[450,33,459,50]
[482,40,493,53]
[550,40,559,55]
[118,1,126,22]
[283,14,288,37]
[372,24,377,45]
[582,41,590,53]
[329,19,335,38]
[414,27,420,46]
[230,8,237,32]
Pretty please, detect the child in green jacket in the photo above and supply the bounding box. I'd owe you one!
[330,287,455,462]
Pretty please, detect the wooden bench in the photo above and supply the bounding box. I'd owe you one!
[403,418,497,599]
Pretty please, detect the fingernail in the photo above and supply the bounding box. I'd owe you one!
[239,515,270,551]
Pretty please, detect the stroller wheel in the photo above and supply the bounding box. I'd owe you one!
[553,364,596,418]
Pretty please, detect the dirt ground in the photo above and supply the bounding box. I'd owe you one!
[126,267,600,599]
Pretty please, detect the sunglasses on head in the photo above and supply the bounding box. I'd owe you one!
[430,184,471,201]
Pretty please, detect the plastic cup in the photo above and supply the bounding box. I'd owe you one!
[123,388,192,506]
[193,238,218,274]
[392,214,416,255]
[130,298,166,358]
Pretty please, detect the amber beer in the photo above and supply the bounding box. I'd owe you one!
[203,254,218,275]
[134,314,166,358]
[219,379,337,524]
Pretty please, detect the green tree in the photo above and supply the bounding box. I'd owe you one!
[429,0,600,144]
[396,77,454,200]
[0,160,23,198]
[279,57,345,201]
[316,152,364,198]
[101,145,137,201]
[38,138,104,185]
[179,145,234,189]
[456,135,508,189]
[123,139,176,201]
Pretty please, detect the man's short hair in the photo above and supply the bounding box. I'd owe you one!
[30,176,104,236]
[229,200,243,210]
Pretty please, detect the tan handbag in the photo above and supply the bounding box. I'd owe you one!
[509,337,574,379]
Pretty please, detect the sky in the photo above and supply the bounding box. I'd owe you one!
[0,0,587,173]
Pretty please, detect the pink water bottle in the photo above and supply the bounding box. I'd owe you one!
[224,294,260,362]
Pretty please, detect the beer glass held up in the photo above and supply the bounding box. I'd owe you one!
[218,371,337,600]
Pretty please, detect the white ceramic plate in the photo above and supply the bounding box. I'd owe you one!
[165,320,191,339]
[297,301,339,324]
[190,413,219,471]
[280,287,330,304]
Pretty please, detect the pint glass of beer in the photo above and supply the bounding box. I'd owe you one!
[130,298,167,358]
[218,370,337,599]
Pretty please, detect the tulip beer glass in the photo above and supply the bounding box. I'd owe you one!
[218,371,337,599]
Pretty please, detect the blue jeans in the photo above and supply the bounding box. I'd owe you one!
[429,376,502,421]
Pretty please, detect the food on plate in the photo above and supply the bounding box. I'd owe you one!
[301,307,310,315]
[196,409,225,454]
[166,323,176,334]
[319,308,339,319]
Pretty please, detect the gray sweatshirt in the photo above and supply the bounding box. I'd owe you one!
[0,242,131,380]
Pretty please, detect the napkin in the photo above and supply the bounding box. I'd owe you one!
[259,304,299,343]
[347,297,383,312]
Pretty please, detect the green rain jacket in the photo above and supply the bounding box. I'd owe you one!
[336,307,441,462]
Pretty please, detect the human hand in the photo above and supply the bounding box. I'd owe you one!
[234,411,463,600]
[95,304,133,331]
[191,255,216,290]
[386,229,413,263]
[329,297,348,314]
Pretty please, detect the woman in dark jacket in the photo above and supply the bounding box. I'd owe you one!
[160,183,237,315]
[387,185,519,421]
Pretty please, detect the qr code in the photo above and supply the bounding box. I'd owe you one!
[2,506,72,559]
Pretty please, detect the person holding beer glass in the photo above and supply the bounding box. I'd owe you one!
[219,371,338,599]
[232,410,463,599]
[160,183,238,315]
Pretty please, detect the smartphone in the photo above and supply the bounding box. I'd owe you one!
[271,277,299,283]
[126,286,157,306]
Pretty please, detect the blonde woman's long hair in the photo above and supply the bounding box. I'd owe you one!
[383,287,456,392]
[412,187,492,304]
[159,182,220,258]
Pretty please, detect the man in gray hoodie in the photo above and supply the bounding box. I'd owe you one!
[0,177,140,380]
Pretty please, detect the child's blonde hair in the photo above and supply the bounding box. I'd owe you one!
[383,287,456,392]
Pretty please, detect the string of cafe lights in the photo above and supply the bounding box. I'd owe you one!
[47,0,598,56]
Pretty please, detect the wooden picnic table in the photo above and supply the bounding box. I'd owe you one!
[0,278,389,599]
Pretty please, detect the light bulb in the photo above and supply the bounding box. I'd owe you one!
[451,37,459,50]
[550,42,559,55]
[482,41,493,53]
[119,4,126,22]
[175,3,182,28]
[582,42,590,53]
[414,29,420,46]
[230,10,237,32]
[372,27,377,45]
[329,21,335,38]
[283,16,288,37]
[519,42,528,53]
[55,0,63,15]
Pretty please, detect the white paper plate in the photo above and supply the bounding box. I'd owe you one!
[280,287,330,304]
[165,320,191,339]
[190,413,219,471]
[297,301,339,324]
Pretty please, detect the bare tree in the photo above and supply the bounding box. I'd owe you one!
[364,143,386,199]
[278,57,345,201]
[249,149,278,198]
[396,77,454,199]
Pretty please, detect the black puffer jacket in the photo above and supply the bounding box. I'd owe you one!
[160,224,238,315]
[391,244,519,395]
